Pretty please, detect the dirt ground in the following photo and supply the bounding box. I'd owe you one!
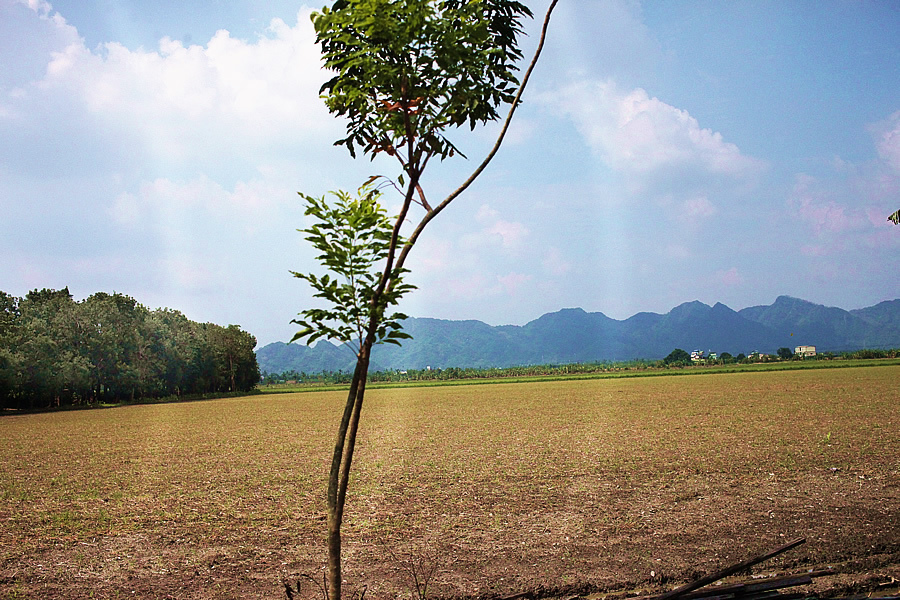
[4,468,898,599]
[2,370,899,599]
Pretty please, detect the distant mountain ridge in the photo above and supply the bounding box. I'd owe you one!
[256,296,900,374]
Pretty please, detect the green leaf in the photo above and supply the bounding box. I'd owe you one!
[292,184,414,348]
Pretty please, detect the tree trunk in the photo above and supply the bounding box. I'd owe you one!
[327,340,372,600]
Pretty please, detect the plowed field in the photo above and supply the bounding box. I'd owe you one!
[2,365,898,599]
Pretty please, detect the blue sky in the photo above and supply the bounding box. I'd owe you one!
[2,0,899,348]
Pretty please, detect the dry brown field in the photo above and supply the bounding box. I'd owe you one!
[1,365,898,599]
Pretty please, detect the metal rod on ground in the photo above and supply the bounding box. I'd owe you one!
[655,537,807,600]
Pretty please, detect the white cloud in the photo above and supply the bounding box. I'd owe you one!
[17,0,64,24]
[110,190,141,226]
[20,6,332,166]
[551,79,766,180]
[0,0,80,100]
[19,0,51,13]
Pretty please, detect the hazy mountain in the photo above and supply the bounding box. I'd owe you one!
[850,299,900,334]
[257,340,357,374]
[624,301,775,358]
[257,296,900,374]
[738,295,900,351]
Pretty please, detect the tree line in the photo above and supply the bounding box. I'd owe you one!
[260,359,660,386]
[0,288,260,409]
[261,346,900,387]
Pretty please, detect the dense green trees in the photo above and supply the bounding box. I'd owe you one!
[664,348,692,366]
[0,288,259,409]
[777,347,794,360]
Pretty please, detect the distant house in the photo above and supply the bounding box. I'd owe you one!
[794,345,816,358]
[691,350,717,362]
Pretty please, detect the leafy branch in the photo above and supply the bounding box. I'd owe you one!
[290,185,414,355]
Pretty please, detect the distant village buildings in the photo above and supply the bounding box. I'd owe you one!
[692,345,817,362]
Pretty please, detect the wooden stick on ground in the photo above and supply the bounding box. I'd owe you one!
[655,537,807,600]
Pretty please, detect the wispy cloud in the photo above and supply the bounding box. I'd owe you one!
[788,109,900,246]
[715,266,744,287]
[541,247,571,276]
[461,204,530,251]
[789,173,867,237]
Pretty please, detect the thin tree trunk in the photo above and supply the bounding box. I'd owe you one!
[321,6,558,598]
[327,340,372,600]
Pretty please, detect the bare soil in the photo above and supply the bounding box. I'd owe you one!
[2,367,898,599]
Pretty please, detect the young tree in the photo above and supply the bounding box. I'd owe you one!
[292,1,558,598]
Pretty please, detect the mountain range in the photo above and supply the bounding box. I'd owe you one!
[256,296,900,374]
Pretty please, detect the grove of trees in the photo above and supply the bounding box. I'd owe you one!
[664,348,692,366]
[0,288,259,409]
